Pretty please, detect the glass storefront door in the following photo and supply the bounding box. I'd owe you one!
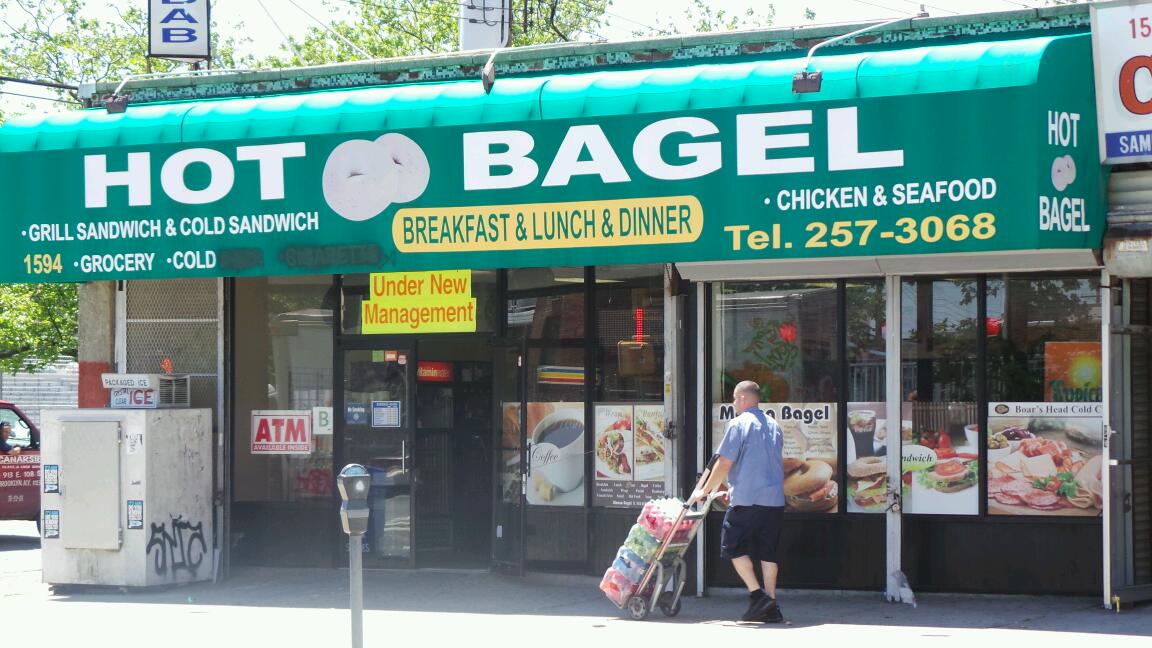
[492,342,526,575]
[340,345,414,567]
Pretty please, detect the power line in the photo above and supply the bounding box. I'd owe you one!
[287,0,374,57]
[0,75,78,91]
[902,1,958,15]
[258,0,304,60]
[0,90,81,105]
[850,0,914,15]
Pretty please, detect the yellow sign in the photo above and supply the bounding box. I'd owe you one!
[393,196,703,253]
[362,270,477,334]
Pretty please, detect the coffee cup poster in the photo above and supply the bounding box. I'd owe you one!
[501,402,586,507]
[987,402,1103,517]
[593,404,667,508]
[712,403,839,513]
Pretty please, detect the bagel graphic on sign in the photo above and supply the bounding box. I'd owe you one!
[322,133,430,221]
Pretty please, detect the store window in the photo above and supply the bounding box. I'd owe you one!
[231,276,336,566]
[506,266,588,564]
[900,278,979,515]
[712,281,840,513]
[593,266,665,508]
[985,276,1103,517]
[846,279,889,513]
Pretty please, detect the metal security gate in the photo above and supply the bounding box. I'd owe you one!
[1111,278,1152,607]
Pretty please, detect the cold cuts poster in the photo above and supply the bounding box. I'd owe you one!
[987,402,1103,517]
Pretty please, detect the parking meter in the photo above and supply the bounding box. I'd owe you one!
[337,464,370,648]
[338,464,371,535]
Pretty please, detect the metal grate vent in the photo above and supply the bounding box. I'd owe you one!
[124,279,219,418]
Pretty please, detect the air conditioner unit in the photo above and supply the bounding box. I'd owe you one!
[101,374,191,409]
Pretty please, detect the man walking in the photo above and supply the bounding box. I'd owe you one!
[690,380,785,623]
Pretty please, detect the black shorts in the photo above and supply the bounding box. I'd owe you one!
[720,505,784,563]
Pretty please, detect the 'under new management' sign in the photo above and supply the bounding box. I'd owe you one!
[361,270,477,334]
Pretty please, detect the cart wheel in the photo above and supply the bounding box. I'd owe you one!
[626,595,650,621]
[658,592,682,617]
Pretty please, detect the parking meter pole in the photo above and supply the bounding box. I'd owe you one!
[338,464,371,648]
[350,533,363,648]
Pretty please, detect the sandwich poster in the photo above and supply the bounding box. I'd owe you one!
[987,402,1103,517]
[593,403,667,508]
[895,400,980,516]
[712,402,839,513]
[845,402,911,513]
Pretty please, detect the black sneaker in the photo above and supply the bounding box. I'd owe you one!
[740,594,774,622]
[761,600,784,623]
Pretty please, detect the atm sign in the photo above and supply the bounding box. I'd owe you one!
[110,388,157,408]
[251,410,312,454]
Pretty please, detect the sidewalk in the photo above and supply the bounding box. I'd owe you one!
[2,521,1149,647]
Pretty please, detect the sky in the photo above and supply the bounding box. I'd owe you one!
[0,0,1068,113]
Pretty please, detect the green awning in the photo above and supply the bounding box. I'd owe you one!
[2,35,1062,153]
[0,33,1103,284]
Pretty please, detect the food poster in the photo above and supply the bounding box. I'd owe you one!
[987,402,1103,517]
[593,404,667,507]
[1043,342,1102,402]
[711,403,838,513]
[845,402,910,513]
[516,402,584,507]
[499,402,521,503]
[900,401,979,515]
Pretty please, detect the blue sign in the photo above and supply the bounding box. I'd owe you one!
[43,510,60,539]
[345,402,368,426]
[371,401,401,428]
[43,464,59,493]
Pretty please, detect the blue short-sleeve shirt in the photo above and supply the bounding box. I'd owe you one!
[716,408,785,507]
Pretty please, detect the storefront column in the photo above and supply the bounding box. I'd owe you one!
[77,281,116,408]
[1102,269,1114,610]
[694,283,707,597]
[663,265,683,500]
[884,274,908,602]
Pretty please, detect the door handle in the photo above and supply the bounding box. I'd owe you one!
[525,442,531,478]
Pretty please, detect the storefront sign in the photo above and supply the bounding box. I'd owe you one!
[361,271,477,334]
[110,387,158,408]
[1092,1,1152,163]
[0,36,1101,283]
[149,0,211,60]
[593,404,667,508]
[712,402,839,513]
[417,361,454,382]
[371,401,401,428]
[312,406,333,436]
[250,410,312,454]
[345,402,368,425]
[987,402,1103,517]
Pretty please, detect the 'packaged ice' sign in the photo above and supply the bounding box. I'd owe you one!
[149,0,211,60]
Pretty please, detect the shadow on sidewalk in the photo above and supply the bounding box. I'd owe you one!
[42,567,1152,636]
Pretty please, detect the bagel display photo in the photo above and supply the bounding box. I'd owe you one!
[987,402,1104,517]
[712,402,839,513]
[845,402,911,513]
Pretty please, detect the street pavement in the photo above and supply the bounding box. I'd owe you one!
[2,521,1149,647]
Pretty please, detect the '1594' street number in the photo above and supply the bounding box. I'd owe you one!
[23,253,63,275]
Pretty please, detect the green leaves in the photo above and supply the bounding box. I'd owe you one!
[0,283,77,373]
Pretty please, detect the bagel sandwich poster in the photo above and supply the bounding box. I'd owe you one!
[845,402,911,513]
[987,402,1103,517]
[593,403,667,508]
[712,403,839,513]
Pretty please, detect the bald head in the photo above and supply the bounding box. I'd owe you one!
[732,380,760,412]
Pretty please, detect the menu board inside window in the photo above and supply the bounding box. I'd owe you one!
[593,404,667,507]
[987,402,1103,516]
